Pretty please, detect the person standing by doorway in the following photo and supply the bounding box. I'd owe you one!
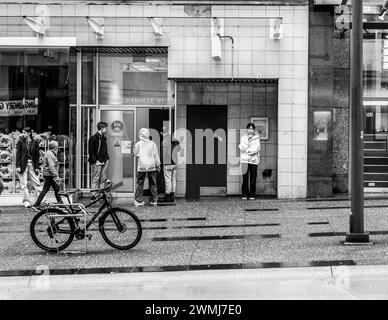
[16,127,42,208]
[88,121,109,197]
[133,128,161,207]
[239,123,261,200]
[33,140,63,208]
[160,126,181,203]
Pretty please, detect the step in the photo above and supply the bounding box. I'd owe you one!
[364,181,388,188]
[364,173,388,181]
[363,141,387,150]
[364,165,388,172]
[364,157,388,165]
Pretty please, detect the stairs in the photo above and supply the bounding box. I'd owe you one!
[364,134,388,188]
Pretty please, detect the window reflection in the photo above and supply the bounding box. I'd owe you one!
[364,32,388,98]
[99,53,167,105]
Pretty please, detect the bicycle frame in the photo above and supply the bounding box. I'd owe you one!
[42,191,114,233]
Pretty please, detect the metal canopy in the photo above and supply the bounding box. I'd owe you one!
[71,46,168,54]
[169,78,278,83]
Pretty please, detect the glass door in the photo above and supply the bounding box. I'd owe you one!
[100,107,136,193]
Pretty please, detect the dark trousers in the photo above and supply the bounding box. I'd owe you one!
[135,171,158,203]
[34,176,63,206]
[241,163,258,198]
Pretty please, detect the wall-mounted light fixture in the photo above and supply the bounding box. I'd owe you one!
[86,16,104,39]
[270,18,283,40]
[149,17,163,37]
[211,17,224,61]
[22,16,46,36]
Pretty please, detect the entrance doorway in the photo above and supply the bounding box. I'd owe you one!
[100,108,136,193]
[186,105,227,199]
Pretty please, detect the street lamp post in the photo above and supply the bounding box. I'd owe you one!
[345,0,370,244]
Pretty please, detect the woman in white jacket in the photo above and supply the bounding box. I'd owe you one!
[133,128,161,206]
[239,123,261,200]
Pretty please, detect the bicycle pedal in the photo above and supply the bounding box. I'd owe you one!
[86,234,92,240]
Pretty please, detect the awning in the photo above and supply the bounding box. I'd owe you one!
[71,46,168,54]
[168,78,278,83]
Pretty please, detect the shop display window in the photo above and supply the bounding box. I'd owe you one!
[0,49,72,195]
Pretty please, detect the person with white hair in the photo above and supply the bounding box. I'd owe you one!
[133,128,161,206]
[33,140,63,209]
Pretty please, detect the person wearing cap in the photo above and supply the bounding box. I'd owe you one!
[160,126,181,203]
[88,121,109,197]
[16,127,42,208]
[33,140,63,208]
[133,128,161,206]
[239,122,261,200]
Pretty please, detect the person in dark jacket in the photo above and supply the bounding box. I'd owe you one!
[88,121,109,196]
[16,127,42,208]
[33,140,63,208]
[160,126,181,203]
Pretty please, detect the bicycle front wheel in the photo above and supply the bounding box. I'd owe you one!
[30,208,75,253]
[100,208,142,250]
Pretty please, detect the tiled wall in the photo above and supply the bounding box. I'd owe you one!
[176,82,278,197]
[0,2,309,199]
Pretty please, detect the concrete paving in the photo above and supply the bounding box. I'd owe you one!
[3,197,388,271]
[2,265,388,299]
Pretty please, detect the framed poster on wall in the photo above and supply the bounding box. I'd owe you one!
[250,117,269,140]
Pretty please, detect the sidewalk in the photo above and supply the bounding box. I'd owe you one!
[2,265,388,299]
[2,197,388,275]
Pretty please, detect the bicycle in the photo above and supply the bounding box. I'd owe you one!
[30,181,142,253]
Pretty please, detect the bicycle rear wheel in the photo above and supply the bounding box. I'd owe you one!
[30,208,75,253]
[100,208,142,250]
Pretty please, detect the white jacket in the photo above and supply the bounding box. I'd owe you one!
[134,128,161,172]
[239,133,261,165]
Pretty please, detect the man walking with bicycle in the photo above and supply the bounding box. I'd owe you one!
[88,121,109,198]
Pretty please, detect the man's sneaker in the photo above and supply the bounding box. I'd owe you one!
[24,201,31,208]
[134,200,145,207]
[150,201,158,206]
[249,197,255,200]
[379,14,385,21]
[242,196,248,200]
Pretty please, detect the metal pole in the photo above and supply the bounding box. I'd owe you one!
[345,0,370,243]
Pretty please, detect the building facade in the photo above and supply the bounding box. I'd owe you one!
[0,0,310,204]
[308,0,388,197]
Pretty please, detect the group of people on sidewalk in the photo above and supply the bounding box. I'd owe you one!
[14,127,63,209]
[87,122,181,207]
[87,121,261,206]
[18,120,261,207]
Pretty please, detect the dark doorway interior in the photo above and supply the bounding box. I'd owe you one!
[186,105,227,199]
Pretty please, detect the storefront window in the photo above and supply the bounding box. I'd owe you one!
[364,31,388,98]
[99,53,168,105]
[0,48,71,195]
